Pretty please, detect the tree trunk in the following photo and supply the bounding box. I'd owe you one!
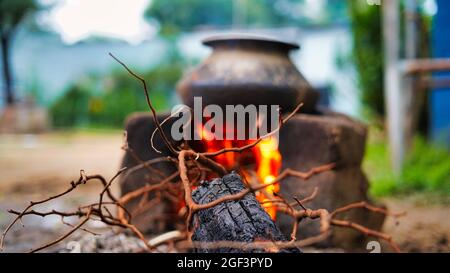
[1,32,14,105]
[191,172,299,253]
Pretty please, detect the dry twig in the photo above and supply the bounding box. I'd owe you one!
[1,56,405,253]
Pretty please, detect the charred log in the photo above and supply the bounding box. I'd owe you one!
[191,172,299,253]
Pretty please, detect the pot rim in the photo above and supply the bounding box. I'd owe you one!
[202,33,300,51]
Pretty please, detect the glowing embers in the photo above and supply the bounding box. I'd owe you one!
[198,125,281,220]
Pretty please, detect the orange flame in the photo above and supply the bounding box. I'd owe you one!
[198,125,281,220]
[252,137,281,220]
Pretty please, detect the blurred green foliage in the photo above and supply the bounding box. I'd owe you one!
[146,0,348,35]
[365,131,450,197]
[1,0,41,105]
[348,0,384,117]
[401,138,450,193]
[348,0,432,119]
[0,0,39,30]
[50,84,90,127]
[50,61,183,128]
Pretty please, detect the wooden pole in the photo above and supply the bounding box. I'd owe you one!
[405,0,419,59]
[403,0,420,151]
[383,0,404,174]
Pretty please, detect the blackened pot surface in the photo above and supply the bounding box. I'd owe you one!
[176,34,318,113]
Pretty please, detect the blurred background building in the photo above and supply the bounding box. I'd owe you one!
[431,0,450,142]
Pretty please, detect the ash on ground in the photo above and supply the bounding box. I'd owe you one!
[57,231,147,253]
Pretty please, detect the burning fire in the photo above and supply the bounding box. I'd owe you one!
[198,125,281,219]
[252,137,281,219]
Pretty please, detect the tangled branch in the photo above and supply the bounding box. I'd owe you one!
[0,55,406,253]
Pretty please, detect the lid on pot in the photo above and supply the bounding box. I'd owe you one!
[202,33,300,51]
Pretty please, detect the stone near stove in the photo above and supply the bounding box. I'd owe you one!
[118,34,385,250]
[119,112,181,234]
[277,111,385,249]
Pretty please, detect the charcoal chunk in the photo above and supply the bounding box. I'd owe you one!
[191,172,299,253]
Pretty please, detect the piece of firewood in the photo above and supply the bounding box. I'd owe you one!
[191,172,300,253]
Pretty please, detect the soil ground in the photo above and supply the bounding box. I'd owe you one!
[0,132,449,253]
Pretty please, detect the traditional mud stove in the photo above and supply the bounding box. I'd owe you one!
[119,34,384,249]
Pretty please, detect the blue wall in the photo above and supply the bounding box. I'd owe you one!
[431,0,450,142]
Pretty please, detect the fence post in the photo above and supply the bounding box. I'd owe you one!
[383,0,404,175]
